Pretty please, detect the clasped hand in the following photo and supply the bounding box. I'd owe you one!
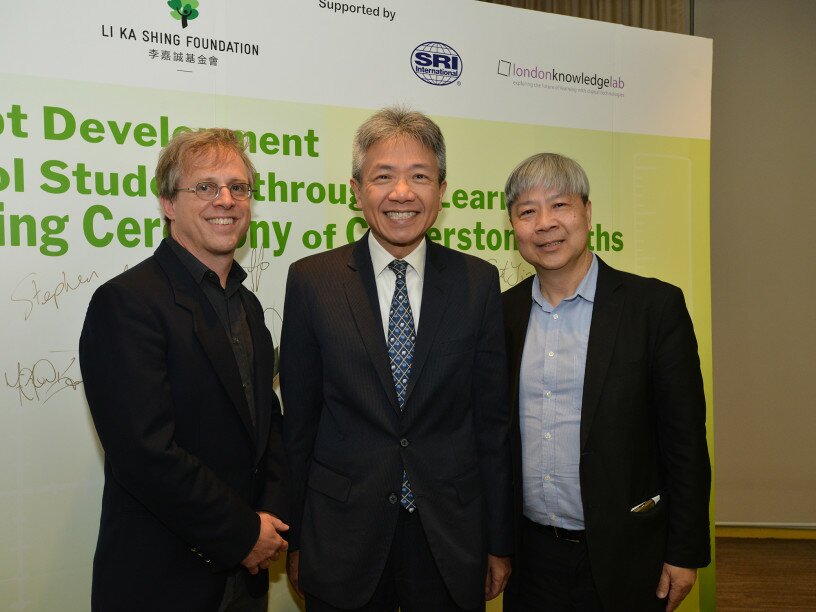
[241,512,289,575]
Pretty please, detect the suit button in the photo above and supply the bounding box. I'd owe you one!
[400,438,409,448]
[388,493,399,504]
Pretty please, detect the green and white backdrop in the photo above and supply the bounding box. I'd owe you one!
[0,1,713,609]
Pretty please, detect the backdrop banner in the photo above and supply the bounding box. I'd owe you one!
[0,1,713,610]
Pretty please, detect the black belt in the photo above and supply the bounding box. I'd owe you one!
[524,516,586,543]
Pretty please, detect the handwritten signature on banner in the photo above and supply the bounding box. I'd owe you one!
[243,247,270,293]
[4,356,83,405]
[10,270,100,320]
[488,258,534,287]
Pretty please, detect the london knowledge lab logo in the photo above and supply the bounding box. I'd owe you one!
[167,0,200,28]
[410,41,463,86]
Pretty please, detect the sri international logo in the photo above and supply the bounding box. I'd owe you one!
[168,0,199,28]
[411,42,463,86]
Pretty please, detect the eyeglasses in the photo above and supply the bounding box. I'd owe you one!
[175,182,253,201]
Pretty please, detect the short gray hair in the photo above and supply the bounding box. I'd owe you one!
[504,153,590,214]
[352,106,446,184]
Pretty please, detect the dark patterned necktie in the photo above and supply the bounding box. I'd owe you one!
[387,259,416,512]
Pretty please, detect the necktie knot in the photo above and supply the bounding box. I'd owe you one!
[389,259,408,278]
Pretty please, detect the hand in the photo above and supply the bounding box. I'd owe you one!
[656,563,697,612]
[241,512,289,575]
[484,554,512,600]
[286,550,304,599]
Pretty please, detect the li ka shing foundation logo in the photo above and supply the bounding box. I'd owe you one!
[167,0,200,28]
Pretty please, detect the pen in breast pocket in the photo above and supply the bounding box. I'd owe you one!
[630,494,660,513]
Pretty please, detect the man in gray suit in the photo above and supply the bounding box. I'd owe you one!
[280,107,513,611]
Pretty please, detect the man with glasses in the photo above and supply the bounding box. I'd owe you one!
[80,128,288,612]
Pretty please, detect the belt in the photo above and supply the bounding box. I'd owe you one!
[524,516,586,543]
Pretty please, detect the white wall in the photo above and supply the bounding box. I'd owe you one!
[696,0,816,526]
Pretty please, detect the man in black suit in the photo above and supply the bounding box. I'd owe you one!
[80,128,288,611]
[501,153,710,611]
[280,107,513,611]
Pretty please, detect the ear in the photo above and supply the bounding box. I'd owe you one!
[437,180,447,210]
[160,196,176,221]
[585,199,592,228]
[350,177,361,201]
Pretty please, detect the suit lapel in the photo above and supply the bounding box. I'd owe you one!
[243,290,271,460]
[404,239,450,404]
[506,277,535,427]
[580,258,625,450]
[345,237,401,411]
[155,242,257,442]
[505,276,534,513]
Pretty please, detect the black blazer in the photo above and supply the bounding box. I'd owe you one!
[79,240,287,612]
[280,234,513,610]
[503,257,710,610]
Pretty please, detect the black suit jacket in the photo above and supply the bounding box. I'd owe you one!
[280,234,513,609]
[79,240,287,612]
[503,257,710,610]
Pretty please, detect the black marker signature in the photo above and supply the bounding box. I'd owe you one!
[244,248,271,293]
[488,259,534,287]
[11,270,99,320]
[4,357,83,405]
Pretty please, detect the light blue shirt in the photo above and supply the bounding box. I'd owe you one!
[519,254,598,529]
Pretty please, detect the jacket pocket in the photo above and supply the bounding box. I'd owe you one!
[308,461,351,502]
[453,468,481,505]
[439,337,476,356]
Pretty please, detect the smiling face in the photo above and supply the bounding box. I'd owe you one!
[160,147,251,276]
[510,185,593,283]
[350,136,446,259]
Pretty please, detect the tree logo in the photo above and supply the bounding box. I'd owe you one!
[168,0,199,28]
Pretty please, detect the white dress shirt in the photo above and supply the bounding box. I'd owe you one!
[368,233,425,335]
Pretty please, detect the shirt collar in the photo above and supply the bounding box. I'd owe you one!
[531,253,598,310]
[166,236,247,288]
[368,232,427,280]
